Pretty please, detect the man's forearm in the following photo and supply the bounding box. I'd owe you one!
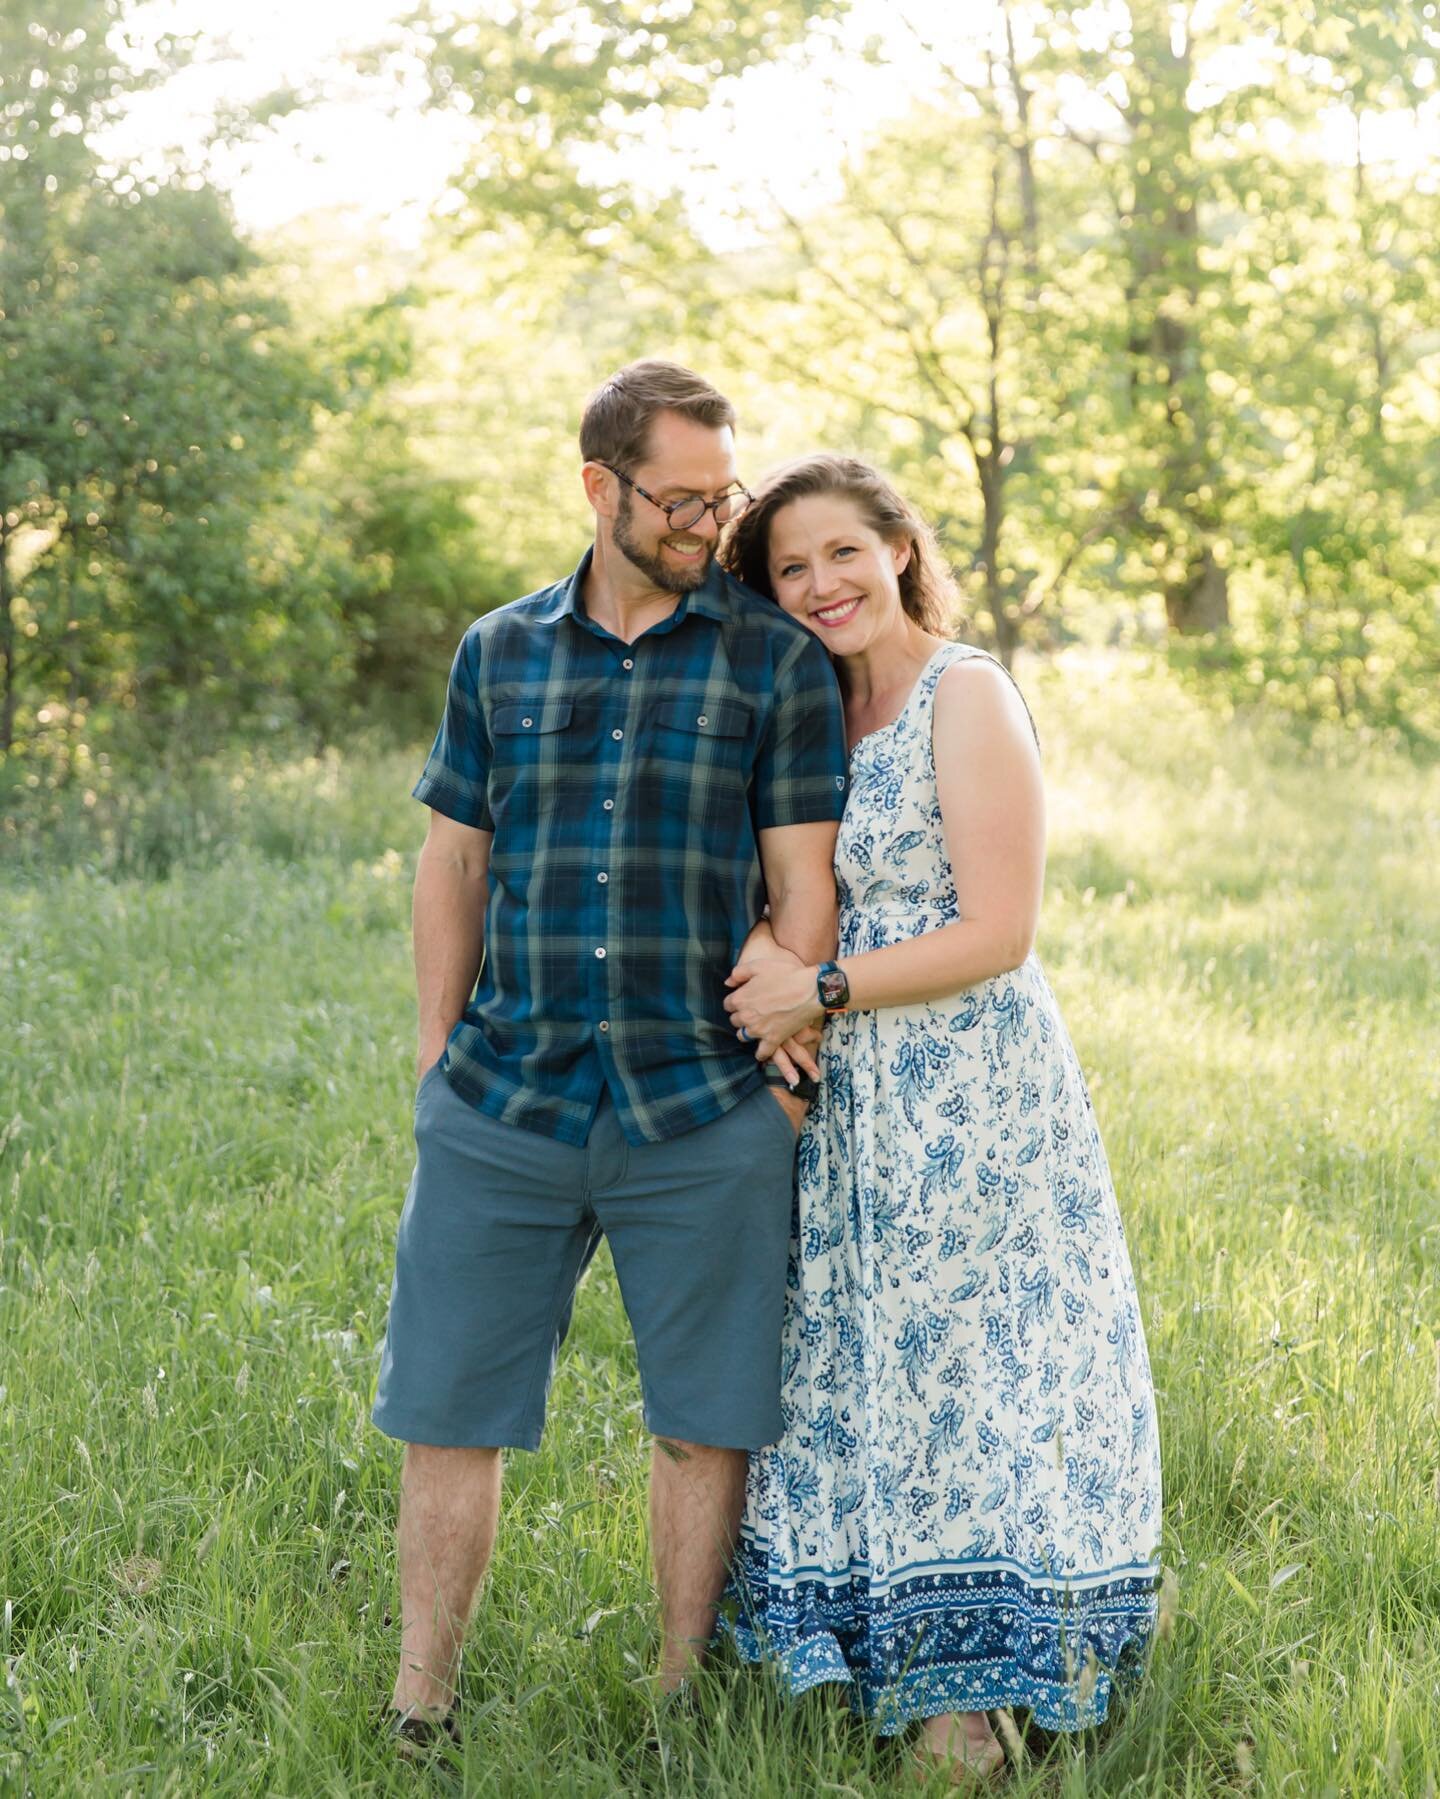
[413,844,487,1064]
[766,879,838,972]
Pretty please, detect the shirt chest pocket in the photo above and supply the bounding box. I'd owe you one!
[641,699,753,813]
[650,699,751,753]
[489,700,594,806]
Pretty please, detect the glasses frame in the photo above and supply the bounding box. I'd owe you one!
[598,463,751,532]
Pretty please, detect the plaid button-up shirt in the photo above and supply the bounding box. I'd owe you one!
[414,549,848,1146]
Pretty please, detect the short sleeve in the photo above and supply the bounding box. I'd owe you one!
[752,632,848,831]
[411,626,494,830]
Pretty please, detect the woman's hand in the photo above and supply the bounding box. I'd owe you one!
[769,1021,823,1085]
[724,961,824,1063]
[729,941,821,1082]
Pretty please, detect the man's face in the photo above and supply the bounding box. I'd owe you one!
[609,411,741,593]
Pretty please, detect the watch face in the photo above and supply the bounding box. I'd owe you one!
[818,968,848,1008]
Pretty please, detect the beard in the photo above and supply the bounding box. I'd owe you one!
[612,489,713,593]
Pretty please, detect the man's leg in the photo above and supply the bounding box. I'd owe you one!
[373,1077,598,1719]
[589,1085,796,1696]
[650,1438,748,1693]
[391,1443,502,1718]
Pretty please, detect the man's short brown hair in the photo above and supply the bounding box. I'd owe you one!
[579,360,736,471]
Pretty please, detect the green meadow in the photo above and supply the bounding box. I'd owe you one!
[3,656,1438,1796]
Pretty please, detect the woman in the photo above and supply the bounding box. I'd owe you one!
[719,457,1161,1782]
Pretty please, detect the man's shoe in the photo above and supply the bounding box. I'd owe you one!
[641,1679,703,1761]
[384,1705,462,1763]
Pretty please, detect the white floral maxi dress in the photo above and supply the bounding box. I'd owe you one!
[727,643,1162,1732]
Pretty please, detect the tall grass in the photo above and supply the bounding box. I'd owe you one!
[2,653,1437,1795]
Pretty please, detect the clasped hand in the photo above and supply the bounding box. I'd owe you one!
[724,952,825,1075]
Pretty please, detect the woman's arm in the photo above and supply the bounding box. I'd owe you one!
[724,661,1044,1050]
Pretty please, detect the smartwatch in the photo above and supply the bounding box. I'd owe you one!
[816,960,850,1013]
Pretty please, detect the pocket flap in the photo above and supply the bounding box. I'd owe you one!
[654,699,750,738]
[492,700,574,735]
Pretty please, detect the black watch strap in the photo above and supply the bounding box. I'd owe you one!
[763,1064,819,1103]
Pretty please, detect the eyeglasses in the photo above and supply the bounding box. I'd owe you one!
[600,463,751,531]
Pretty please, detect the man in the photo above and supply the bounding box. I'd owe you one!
[371,360,847,1746]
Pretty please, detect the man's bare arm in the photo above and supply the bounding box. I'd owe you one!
[746,821,839,1119]
[758,820,840,971]
[413,811,492,1078]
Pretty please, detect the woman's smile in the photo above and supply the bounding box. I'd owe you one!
[811,595,864,628]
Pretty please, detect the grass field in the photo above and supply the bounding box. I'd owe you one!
[3,655,1438,1796]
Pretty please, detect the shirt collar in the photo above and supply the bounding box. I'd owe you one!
[536,547,734,628]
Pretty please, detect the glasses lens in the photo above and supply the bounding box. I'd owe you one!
[668,497,705,530]
[714,492,749,525]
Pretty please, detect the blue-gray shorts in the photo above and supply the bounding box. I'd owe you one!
[371,1066,799,1452]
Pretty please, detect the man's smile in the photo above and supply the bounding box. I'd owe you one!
[664,535,710,562]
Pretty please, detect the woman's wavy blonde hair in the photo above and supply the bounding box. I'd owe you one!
[721,454,957,634]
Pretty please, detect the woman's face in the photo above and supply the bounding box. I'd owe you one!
[765,493,911,656]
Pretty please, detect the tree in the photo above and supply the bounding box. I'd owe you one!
[1114,0,1231,632]
[615,7,1142,664]
[1,1,138,753]
[1202,4,1440,730]
[1,4,336,764]
[390,0,850,244]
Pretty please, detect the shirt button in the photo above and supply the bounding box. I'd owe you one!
[622,658,634,670]
[697,714,708,727]
[597,872,608,884]
[595,947,606,959]
[612,728,624,741]
[521,716,533,728]
[603,799,614,811]
[598,1020,610,1033]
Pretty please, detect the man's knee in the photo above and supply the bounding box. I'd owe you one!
[401,1442,503,1487]
[653,1437,744,1469]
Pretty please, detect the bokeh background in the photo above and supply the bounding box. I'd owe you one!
[3,4,1439,1795]
[3,0,1438,799]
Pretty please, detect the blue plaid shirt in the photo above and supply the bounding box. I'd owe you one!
[414,550,848,1146]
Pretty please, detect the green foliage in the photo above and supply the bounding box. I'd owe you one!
[317,417,522,736]
[1,7,345,767]
[4,662,1439,1791]
[493,2,1437,727]
[392,0,848,239]
[1,0,854,778]
[4,0,1440,765]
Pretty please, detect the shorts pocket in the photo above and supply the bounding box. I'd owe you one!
[757,1085,803,1144]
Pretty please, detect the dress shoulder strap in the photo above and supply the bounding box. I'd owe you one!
[918,641,1040,749]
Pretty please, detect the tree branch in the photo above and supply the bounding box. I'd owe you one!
[1018,497,1141,617]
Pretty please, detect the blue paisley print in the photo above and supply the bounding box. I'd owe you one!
[726,644,1161,1732]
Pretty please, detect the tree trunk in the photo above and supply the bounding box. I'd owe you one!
[1123,3,1230,635]
[1352,117,1390,442]
[975,81,1019,667]
[0,514,15,756]
[977,458,1018,667]
[1002,1,1039,285]
[1165,545,1229,634]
